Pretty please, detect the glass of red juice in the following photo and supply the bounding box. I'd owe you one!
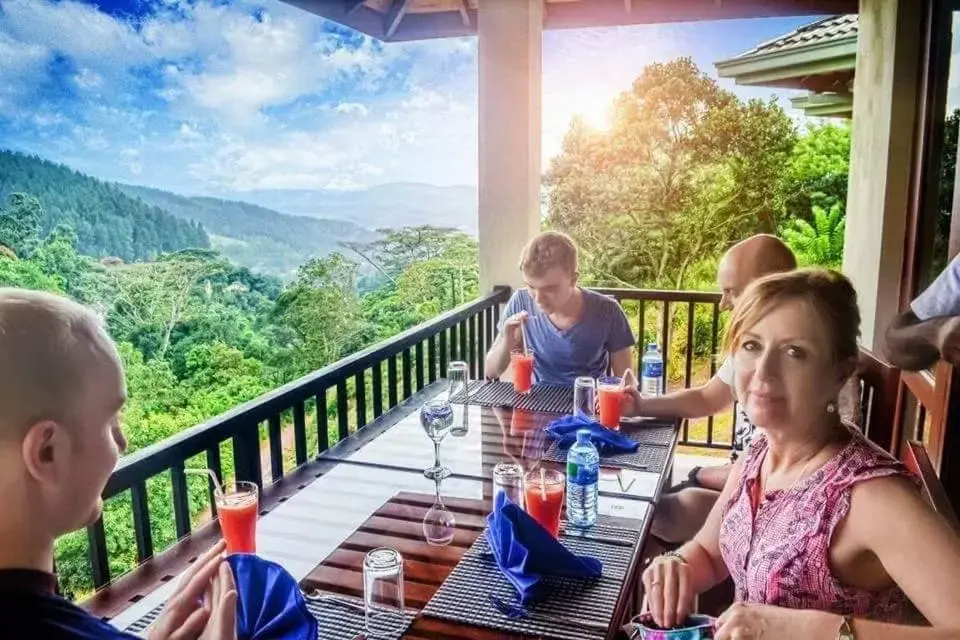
[215,481,259,554]
[597,376,623,430]
[523,469,564,538]
[511,350,535,394]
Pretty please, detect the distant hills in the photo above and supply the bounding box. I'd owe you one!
[115,184,377,277]
[1,149,478,277]
[238,183,478,233]
[0,151,207,261]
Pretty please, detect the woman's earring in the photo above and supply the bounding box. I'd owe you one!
[826,401,837,414]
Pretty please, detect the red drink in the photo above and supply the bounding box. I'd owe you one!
[523,469,564,538]
[511,350,534,394]
[598,385,623,430]
[216,481,258,554]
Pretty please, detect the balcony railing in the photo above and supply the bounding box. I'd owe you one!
[74,285,728,601]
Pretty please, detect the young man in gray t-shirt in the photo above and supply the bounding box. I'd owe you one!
[485,231,635,385]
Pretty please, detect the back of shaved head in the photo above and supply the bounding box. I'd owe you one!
[0,288,117,438]
[724,234,797,280]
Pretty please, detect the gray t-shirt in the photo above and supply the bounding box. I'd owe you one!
[716,357,754,460]
[498,288,635,385]
[911,254,960,320]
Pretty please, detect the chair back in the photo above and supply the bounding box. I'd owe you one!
[902,440,960,535]
[857,348,900,453]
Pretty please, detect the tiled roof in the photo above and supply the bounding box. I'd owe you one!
[734,14,857,59]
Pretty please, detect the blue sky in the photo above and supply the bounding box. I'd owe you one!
[0,0,819,200]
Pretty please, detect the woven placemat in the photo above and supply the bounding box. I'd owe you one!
[449,380,573,414]
[541,437,672,473]
[422,520,640,640]
[305,593,414,640]
[122,593,413,640]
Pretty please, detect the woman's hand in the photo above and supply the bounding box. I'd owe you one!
[714,603,838,640]
[619,368,643,417]
[641,553,694,629]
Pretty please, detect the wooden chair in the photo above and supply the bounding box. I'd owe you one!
[902,440,960,534]
[856,347,900,454]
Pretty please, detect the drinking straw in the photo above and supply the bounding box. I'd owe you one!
[185,468,224,497]
[539,467,546,502]
[520,319,529,356]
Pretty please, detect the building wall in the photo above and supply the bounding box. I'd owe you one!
[844,0,923,350]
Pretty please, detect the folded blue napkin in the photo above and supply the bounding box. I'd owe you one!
[545,415,639,454]
[485,492,602,604]
[228,554,317,640]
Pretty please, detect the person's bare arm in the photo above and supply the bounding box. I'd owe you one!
[624,374,734,419]
[884,311,959,371]
[485,311,527,379]
[609,347,632,377]
[695,463,731,491]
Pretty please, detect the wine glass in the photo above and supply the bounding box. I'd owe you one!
[420,398,454,480]
[422,476,456,546]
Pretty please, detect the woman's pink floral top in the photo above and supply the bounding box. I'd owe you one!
[719,426,916,621]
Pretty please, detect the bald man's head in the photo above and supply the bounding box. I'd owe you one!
[0,288,122,438]
[717,234,797,311]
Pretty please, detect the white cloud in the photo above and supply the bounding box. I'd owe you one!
[178,123,203,141]
[335,102,369,116]
[74,68,103,90]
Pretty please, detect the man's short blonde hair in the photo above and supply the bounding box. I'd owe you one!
[519,231,579,278]
[0,288,115,438]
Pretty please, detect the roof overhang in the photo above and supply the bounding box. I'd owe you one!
[715,36,856,88]
[281,0,858,43]
[790,92,853,118]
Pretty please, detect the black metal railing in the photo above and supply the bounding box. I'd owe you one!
[83,287,511,591]
[593,288,731,450]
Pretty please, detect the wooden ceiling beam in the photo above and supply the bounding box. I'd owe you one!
[385,0,411,39]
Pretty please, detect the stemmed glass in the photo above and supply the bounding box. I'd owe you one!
[420,398,454,480]
[422,475,456,546]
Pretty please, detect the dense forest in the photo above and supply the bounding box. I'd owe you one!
[0,151,208,261]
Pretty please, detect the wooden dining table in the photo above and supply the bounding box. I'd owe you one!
[300,382,681,640]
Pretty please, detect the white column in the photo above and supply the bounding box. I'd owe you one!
[477,0,543,293]
[843,0,923,350]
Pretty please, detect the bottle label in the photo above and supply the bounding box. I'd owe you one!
[642,361,663,378]
[567,463,598,486]
[567,461,578,478]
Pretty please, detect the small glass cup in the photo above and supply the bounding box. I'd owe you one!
[523,469,565,538]
[493,462,525,508]
[363,548,406,638]
[510,350,535,394]
[447,361,470,400]
[215,481,259,555]
[597,375,624,430]
[573,376,597,419]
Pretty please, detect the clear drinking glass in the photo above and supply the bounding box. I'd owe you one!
[573,376,597,419]
[420,398,454,480]
[447,361,470,400]
[493,462,525,508]
[363,548,405,638]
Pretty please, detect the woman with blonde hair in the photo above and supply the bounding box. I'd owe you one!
[643,269,960,639]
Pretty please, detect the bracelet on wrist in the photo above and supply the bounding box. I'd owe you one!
[661,550,686,564]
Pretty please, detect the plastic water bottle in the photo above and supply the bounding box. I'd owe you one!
[641,342,664,397]
[566,429,599,528]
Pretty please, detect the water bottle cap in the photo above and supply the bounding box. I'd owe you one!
[576,429,592,444]
[647,342,658,351]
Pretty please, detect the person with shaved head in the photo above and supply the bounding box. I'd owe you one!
[0,288,236,639]
[622,235,859,543]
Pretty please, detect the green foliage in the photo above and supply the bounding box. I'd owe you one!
[0,150,208,260]
[786,122,851,217]
[0,192,42,255]
[782,203,846,269]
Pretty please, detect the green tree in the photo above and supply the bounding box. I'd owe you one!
[782,203,846,268]
[0,192,42,255]
[786,122,851,218]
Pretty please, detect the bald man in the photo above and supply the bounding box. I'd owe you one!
[0,289,236,639]
[622,236,799,542]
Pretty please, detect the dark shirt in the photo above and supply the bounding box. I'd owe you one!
[0,569,139,639]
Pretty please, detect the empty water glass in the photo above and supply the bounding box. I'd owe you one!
[573,376,597,419]
[447,361,470,400]
[492,462,525,508]
[363,548,405,638]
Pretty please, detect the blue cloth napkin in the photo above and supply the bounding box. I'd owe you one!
[544,415,639,454]
[228,554,317,640]
[485,492,602,604]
